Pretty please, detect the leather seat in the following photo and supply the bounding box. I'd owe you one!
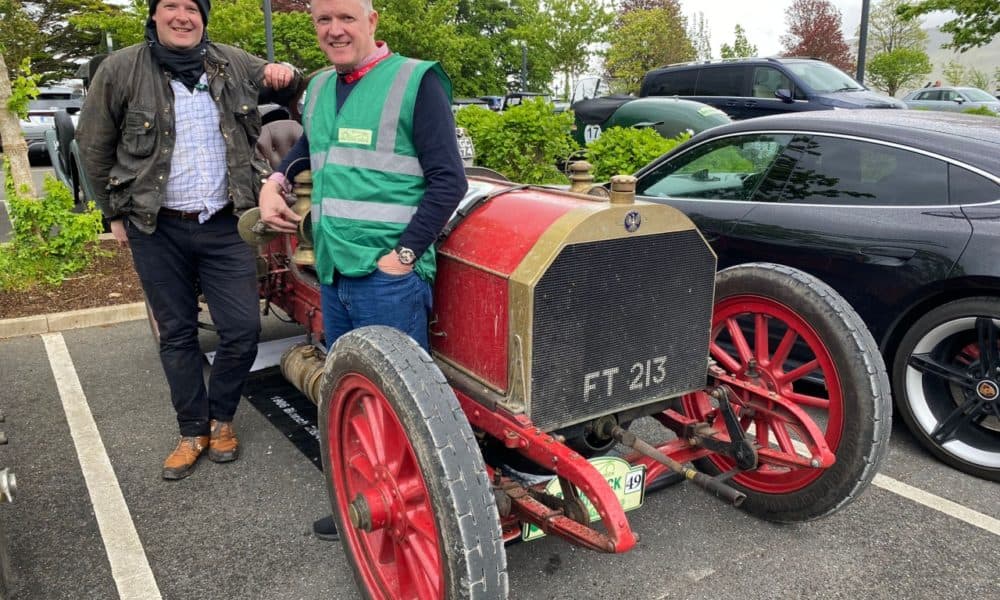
[255,119,303,171]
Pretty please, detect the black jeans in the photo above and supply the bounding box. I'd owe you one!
[126,210,260,437]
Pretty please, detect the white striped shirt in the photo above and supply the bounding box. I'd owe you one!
[163,74,229,222]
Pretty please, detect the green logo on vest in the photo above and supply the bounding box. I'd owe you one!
[338,128,373,145]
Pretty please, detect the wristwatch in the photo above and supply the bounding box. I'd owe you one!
[395,245,416,266]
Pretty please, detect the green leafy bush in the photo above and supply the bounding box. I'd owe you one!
[0,172,104,291]
[7,58,40,119]
[456,100,579,184]
[584,127,689,181]
[962,106,1000,117]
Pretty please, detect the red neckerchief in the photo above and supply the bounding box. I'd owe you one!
[340,46,392,84]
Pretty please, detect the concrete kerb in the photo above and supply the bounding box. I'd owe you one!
[0,302,147,339]
[0,233,145,339]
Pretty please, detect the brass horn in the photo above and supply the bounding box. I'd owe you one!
[290,171,315,266]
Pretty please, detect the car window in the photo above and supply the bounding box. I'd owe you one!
[777,135,949,206]
[949,165,1000,205]
[645,70,698,96]
[962,88,997,102]
[783,61,863,93]
[751,67,794,99]
[636,134,794,201]
[696,66,744,96]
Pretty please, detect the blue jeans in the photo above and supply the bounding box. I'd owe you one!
[321,270,433,351]
[126,211,260,437]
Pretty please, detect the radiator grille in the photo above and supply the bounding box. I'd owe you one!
[529,231,715,431]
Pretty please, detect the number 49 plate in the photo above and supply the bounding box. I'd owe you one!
[522,456,646,541]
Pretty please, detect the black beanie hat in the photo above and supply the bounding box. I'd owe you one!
[149,0,211,27]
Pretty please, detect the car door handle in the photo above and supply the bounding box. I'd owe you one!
[860,246,916,265]
[743,101,757,107]
[725,101,738,107]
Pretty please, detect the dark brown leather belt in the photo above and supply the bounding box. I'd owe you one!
[158,204,233,221]
[158,207,202,220]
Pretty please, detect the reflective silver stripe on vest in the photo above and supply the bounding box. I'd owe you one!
[320,197,418,224]
[302,69,336,135]
[376,59,420,153]
[323,147,423,176]
[310,58,425,176]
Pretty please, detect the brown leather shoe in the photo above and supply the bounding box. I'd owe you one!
[162,435,209,480]
[208,420,239,463]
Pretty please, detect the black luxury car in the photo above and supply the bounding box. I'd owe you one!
[632,109,1000,481]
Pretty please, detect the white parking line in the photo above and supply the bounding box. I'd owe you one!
[769,428,1000,537]
[872,474,1000,536]
[42,333,162,600]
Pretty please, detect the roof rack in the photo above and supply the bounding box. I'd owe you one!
[658,56,794,69]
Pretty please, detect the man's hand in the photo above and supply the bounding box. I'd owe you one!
[263,63,295,90]
[109,219,128,247]
[258,180,301,233]
[377,249,415,275]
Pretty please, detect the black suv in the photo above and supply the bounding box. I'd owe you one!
[640,57,904,120]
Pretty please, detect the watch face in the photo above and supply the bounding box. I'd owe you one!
[397,247,416,265]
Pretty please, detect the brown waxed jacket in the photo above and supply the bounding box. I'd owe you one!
[76,42,301,234]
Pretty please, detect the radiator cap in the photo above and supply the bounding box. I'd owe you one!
[609,175,637,205]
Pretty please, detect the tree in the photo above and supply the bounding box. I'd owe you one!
[543,0,614,99]
[688,11,713,61]
[897,0,1000,52]
[967,66,992,89]
[0,56,36,198]
[271,0,308,10]
[866,0,929,54]
[23,0,120,82]
[0,0,38,75]
[780,0,855,73]
[604,6,695,93]
[720,24,758,59]
[942,59,968,85]
[865,47,932,95]
[0,0,37,196]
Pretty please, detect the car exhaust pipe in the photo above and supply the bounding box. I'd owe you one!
[280,342,326,405]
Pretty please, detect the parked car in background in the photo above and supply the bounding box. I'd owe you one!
[629,109,1000,481]
[640,57,905,120]
[902,86,1000,114]
[20,86,83,162]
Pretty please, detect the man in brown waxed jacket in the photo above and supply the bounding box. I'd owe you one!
[77,0,301,480]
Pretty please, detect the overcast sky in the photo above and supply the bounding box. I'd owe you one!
[677,0,952,58]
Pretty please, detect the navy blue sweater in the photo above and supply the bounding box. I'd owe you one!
[277,71,467,259]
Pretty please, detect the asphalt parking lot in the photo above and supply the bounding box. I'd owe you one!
[0,311,998,600]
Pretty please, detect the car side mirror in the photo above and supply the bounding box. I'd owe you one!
[955,97,965,104]
[775,88,794,104]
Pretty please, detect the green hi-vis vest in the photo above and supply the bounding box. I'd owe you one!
[303,55,451,284]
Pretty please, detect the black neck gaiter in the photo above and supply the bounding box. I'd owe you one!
[145,20,208,91]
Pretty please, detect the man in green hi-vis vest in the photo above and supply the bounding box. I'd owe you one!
[257,0,468,540]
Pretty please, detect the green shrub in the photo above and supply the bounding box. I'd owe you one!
[584,127,689,181]
[962,106,999,117]
[0,172,105,292]
[456,99,579,184]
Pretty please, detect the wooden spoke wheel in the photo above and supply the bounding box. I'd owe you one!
[318,326,508,600]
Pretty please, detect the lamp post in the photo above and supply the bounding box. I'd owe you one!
[263,0,275,62]
[856,0,871,83]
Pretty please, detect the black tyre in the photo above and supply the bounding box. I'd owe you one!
[318,326,508,600]
[892,297,1000,482]
[681,263,892,522]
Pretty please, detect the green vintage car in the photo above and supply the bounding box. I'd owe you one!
[571,94,731,146]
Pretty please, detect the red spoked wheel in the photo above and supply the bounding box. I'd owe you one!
[319,326,508,600]
[682,263,892,522]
